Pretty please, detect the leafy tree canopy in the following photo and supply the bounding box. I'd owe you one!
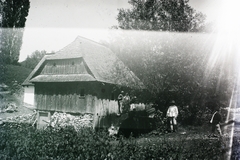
[21,50,46,70]
[114,0,206,32]
[103,31,235,112]
[0,0,30,28]
[0,0,30,64]
[0,0,30,83]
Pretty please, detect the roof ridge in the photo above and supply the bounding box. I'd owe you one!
[75,35,112,52]
[54,35,111,55]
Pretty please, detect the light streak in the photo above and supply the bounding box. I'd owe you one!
[212,0,240,159]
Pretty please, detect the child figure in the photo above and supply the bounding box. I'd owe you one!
[166,100,178,132]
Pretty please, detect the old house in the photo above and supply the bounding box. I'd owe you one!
[22,36,145,128]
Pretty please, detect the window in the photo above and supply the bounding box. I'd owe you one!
[111,92,114,100]
[80,89,85,97]
[101,88,105,93]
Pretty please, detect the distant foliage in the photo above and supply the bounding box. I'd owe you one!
[21,50,46,69]
[4,65,31,85]
[0,65,31,94]
[114,0,206,32]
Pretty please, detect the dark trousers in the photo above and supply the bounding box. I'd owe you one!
[167,117,177,132]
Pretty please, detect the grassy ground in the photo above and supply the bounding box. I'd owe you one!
[0,64,33,120]
[230,110,240,159]
[231,127,240,159]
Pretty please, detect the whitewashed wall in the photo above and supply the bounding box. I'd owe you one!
[23,86,35,106]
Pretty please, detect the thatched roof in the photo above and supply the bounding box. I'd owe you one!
[30,74,96,82]
[23,36,145,89]
[22,55,50,86]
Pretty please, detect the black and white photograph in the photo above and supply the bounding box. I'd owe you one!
[0,0,240,159]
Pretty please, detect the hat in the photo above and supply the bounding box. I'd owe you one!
[170,100,175,104]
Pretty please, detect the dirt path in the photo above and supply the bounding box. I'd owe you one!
[0,92,35,124]
[0,92,34,119]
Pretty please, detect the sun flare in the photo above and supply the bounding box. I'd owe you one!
[217,0,240,34]
[205,0,240,76]
[214,1,240,158]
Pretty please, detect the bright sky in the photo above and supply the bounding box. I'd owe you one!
[19,0,222,62]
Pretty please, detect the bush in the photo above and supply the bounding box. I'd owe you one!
[0,122,224,159]
[1,65,32,95]
[178,104,213,126]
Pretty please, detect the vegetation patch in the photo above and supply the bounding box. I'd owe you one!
[4,65,31,87]
[0,122,225,160]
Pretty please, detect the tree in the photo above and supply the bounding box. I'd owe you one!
[114,0,206,32]
[0,0,30,64]
[0,0,30,83]
[21,50,46,70]
[103,31,235,125]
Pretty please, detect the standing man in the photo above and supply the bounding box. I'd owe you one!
[130,96,137,111]
[166,100,178,132]
[209,107,222,137]
[117,91,124,115]
[122,92,130,113]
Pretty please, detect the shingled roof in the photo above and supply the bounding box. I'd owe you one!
[22,36,145,89]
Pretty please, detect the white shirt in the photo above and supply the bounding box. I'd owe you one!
[166,105,178,118]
